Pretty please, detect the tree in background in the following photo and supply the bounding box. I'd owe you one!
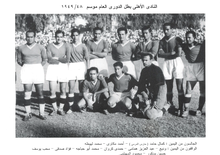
[15,14,205,32]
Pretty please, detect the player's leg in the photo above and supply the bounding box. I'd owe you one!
[182,81,197,117]
[58,82,67,115]
[166,79,174,105]
[77,98,87,112]
[35,83,46,120]
[176,78,184,116]
[107,94,119,109]
[196,81,205,116]
[23,84,33,121]
[48,81,58,115]
[123,97,134,116]
[67,80,75,114]
[98,92,110,115]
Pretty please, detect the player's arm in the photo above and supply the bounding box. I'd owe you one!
[85,41,99,59]
[82,81,91,102]
[134,43,142,60]
[93,78,109,99]
[129,42,136,61]
[46,45,59,64]
[40,45,47,66]
[157,40,175,58]
[151,41,159,57]
[58,43,70,63]
[137,70,149,101]
[111,42,117,61]
[91,40,109,58]
[83,44,90,69]
[152,68,165,102]
[164,37,183,59]
[17,47,23,66]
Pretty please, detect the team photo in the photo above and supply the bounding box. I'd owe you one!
[15,14,205,137]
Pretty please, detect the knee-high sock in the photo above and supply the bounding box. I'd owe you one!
[198,94,205,111]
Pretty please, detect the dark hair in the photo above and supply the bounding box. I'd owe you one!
[26,30,36,37]
[88,67,99,73]
[163,23,173,29]
[71,28,80,37]
[142,26,152,33]
[117,27,127,34]
[113,61,123,68]
[93,27,103,33]
[55,30,65,37]
[185,30,196,39]
[141,53,154,60]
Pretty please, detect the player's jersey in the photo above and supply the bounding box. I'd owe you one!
[159,36,182,56]
[82,78,108,94]
[69,43,89,63]
[135,40,159,60]
[85,39,108,55]
[17,43,46,64]
[107,73,138,92]
[138,64,165,96]
[46,42,70,59]
[111,41,136,61]
[182,41,205,63]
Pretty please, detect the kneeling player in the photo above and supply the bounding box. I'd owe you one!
[181,31,205,117]
[17,30,47,121]
[137,53,170,119]
[106,62,138,114]
[77,67,109,113]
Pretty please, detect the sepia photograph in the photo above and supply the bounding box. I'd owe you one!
[15,13,206,138]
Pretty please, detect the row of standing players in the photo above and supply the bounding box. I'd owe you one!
[16,23,205,121]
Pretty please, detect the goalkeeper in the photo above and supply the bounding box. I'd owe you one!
[136,53,170,119]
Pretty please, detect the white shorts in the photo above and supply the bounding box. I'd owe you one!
[185,62,204,81]
[90,58,109,77]
[111,92,131,104]
[20,64,44,84]
[122,61,136,79]
[68,62,86,80]
[162,57,184,80]
[46,63,69,82]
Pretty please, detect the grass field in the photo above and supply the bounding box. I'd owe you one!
[15,55,205,137]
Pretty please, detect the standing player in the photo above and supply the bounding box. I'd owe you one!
[85,27,109,77]
[17,30,47,121]
[111,27,137,79]
[67,28,90,114]
[181,31,205,117]
[46,30,70,116]
[106,62,138,114]
[77,67,109,113]
[158,23,185,116]
[137,53,170,119]
[135,25,159,66]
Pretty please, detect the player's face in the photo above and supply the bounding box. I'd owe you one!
[114,66,123,76]
[55,33,64,44]
[142,55,152,67]
[89,70,98,81]
[142,29,151,40]
[72,32,79,42]
[94,30,102,41]
[118,31,127,42]
[163,26,172,37]
[26,32,35,45]
[186,33,195,45]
